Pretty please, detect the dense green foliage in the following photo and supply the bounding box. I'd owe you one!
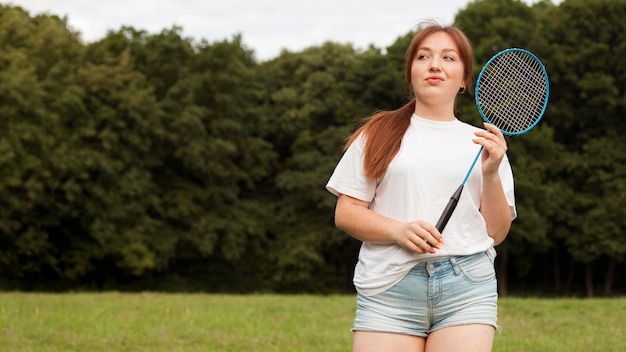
[0,0,624,296]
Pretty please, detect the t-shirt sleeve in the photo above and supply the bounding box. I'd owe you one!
[325,134,376,202]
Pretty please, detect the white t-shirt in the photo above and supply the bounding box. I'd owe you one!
[326,114,516,296]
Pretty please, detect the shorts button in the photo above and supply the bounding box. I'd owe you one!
[427,263,435,270]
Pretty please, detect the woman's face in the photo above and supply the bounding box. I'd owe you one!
[410,31,465,107]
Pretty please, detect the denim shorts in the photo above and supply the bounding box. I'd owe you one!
[353,248,498,337]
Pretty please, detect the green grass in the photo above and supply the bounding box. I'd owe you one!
[0,293,624,351]
[495,297,626,351]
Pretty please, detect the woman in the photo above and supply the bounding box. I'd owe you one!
[326,21,516,352]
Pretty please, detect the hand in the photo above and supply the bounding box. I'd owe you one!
[394,220,444,254]
[473,123,508,177]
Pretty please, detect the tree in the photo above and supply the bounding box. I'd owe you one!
[258,43,366,291]
[542,0,626,296]
[91,28,279,290]
[0,5,89,285]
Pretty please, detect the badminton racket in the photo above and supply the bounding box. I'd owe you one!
[435,48,549,233]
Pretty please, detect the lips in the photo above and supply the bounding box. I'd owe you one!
[426,76,444,83]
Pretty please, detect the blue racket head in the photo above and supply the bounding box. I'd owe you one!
[475,48,550,136]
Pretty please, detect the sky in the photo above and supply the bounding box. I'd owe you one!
[7,0,518,61]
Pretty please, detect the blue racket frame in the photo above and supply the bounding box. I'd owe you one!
[476,48,550,135]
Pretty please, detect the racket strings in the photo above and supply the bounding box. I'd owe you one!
[477,51,548,134]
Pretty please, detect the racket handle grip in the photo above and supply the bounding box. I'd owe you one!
[435,185,464,233]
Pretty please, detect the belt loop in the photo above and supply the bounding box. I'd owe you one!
[450,257,461,276]
[486,247,496,263]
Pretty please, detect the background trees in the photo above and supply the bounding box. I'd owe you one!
[541,0,626,296]
[0,0,623,296]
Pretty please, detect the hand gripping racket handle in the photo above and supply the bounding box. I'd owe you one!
[435,184,464,233]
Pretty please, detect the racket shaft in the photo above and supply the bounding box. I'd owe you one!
[435,184,464,233]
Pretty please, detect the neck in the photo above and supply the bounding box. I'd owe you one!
[413,101,456,121]
[415,105,456,121]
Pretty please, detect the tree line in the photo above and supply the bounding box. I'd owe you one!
[0,0,624,297]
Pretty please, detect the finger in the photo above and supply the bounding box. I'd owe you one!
[415,236,435,254]
[413,221,444,249]
[422,220,445,244]
[483,122,504,137]
[474,133,507,156]
[413,220,443,245]
[402,236,431,254]
[474,137,501,153]
[404,230,434,254]
[474,130,505,147]
[485,126,508,148]
[401,238,424,253]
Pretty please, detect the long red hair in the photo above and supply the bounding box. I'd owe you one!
[345,22,474,180]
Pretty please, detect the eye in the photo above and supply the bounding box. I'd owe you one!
[417,53,430,60]
[444,55,457,61]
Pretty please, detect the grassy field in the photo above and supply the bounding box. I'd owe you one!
[0,293,624,351]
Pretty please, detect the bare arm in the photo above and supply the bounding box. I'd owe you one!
[480,173,512,245]
[474,123,513,245]
[334,194,444,254]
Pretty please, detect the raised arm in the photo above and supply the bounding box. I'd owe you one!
[473,123,513,245]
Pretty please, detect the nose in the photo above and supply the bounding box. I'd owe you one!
[429,58,441,72]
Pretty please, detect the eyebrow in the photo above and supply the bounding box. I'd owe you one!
[418,47,459,54]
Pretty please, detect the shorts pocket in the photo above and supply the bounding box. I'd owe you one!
[459,254,496,284]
